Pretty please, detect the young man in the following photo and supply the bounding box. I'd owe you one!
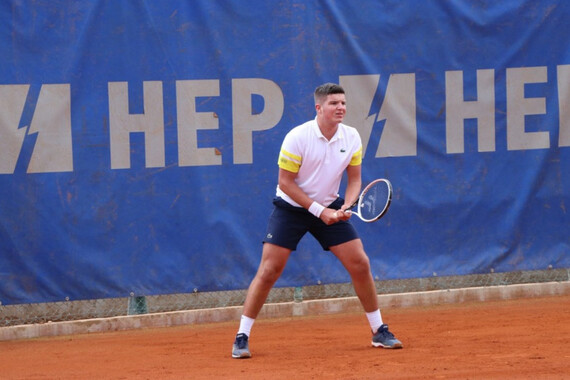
[232,83,402,359]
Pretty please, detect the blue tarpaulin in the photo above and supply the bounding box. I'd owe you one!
[1,1,568,304]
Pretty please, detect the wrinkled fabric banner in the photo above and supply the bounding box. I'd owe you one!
[0,0,568,304]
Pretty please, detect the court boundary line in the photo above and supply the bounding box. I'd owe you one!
[1,281,568,341]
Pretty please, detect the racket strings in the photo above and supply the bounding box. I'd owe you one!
[359,182,389,220]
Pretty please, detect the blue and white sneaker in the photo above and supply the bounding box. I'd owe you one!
[232,333,252,358]
[372,324,403,349]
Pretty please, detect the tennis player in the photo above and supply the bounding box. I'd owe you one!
[232,83,402,358]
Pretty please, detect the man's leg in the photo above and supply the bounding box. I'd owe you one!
[330,239,378,312]
[242,242,292,318]
[329,239,402,349]
[232,243,292,358]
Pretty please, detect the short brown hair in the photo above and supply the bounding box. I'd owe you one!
[314,83,345,104]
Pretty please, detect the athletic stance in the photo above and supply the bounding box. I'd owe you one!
[232,83,402,358]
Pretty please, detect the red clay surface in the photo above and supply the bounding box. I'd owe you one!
[1,294,569,379]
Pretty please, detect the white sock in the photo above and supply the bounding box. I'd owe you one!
[366,309,383,334]
[237,315,255,337]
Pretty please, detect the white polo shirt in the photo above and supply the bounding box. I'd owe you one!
[276,118,362,207]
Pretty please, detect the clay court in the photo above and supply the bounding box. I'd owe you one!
[1,292,568,379]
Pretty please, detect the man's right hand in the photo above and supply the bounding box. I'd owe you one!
[320,208,350,225]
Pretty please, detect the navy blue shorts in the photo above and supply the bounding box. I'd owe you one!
[262,197,359,251]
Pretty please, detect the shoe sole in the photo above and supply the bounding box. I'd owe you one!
[232,350,252,359]
[232,353,252,359]
[372,342,403,349]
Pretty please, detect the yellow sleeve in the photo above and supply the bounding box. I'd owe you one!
[349,146,362,166]
[278,148,302,173]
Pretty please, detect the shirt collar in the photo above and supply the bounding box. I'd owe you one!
[312,117,344,142]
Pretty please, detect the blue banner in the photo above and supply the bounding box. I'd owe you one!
[1,0,568,304]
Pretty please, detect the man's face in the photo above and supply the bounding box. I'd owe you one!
[317,93,346,125]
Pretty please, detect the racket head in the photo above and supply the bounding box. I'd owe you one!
[355,179,392,222]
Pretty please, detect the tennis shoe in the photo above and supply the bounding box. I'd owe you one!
[372,324,403,349]
[232,333,252,359]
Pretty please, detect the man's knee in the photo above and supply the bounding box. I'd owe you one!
[347,254,372,278]
[257,264,282,285]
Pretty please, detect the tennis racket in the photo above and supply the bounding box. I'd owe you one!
[345,179,392,222]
